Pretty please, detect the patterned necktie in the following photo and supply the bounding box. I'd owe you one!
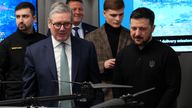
[73,27,80,38]
[60,43,72,108]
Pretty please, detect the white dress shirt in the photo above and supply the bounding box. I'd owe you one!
[72,23,84,39]
[51,36,72,94]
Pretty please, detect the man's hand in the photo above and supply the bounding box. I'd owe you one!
[104,59,116,69]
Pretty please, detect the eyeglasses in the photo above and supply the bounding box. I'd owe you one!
[52,22,72,30]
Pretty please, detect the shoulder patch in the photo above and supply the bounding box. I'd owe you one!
[11,47,23,50]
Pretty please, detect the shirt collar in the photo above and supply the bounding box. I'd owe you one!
[72,22,82,29]
[16,28,36,38]
[138,37,153,50]
[52,36,71,48]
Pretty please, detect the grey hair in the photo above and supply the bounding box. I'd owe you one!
[49,2,73,22]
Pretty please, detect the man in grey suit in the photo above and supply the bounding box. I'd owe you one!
[85,0,132,101]
[23,2,103,107]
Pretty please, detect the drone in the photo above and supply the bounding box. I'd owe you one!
[0,80,133,106]
[0,80,156,108]
[52,80,133,101]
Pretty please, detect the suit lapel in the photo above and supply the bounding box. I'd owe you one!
[82,23,89,36]
[44,37,58,80]
[117,28,131,53]
[71,37,80,81]
[100,26,113,58]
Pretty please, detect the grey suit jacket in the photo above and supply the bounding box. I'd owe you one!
[85,25,132,74]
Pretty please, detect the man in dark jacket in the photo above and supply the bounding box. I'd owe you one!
[113,7,181,108]
[0,2,46,102]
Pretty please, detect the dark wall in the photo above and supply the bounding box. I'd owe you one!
[178,53,192,108]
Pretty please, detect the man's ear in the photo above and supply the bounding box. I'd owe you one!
[152,25,155,32]
[103,10,106,18]
[33,16,37,23]
[48,18,52,29]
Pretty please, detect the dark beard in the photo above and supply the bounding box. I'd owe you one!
[18,23,28,31]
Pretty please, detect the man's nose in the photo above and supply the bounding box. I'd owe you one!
[115,15,121,21]
[19,17,24,22]
[59,25,66,31]
[74,9,80,14]
[135,29,141,36]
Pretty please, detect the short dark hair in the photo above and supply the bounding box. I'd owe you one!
[66,0,83,4]
[130,7,155,26]
[15,2,35,16]
[104,0,124,10]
